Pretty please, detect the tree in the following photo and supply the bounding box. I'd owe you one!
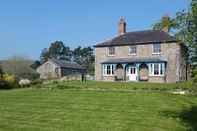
[152,16,177,33]
[30,60,41,69]
[73,46,95,75]
[189,0,197,62]
[1,56,39,80]
[0,65,3,79]
[152,0,197,64]
[40,41,72,63]
[40,48,49,64]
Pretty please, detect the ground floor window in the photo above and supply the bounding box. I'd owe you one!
[149,63,165,76]
[103,64,114,76]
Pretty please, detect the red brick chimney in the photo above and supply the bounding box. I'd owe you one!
[118,17,126,35]
[162,15,170,33]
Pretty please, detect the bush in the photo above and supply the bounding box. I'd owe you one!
[3,74,16,83]
[0,80,19,90]
[0,74,19,89]
[191,67,197,93]
[0,65,3,79]
[31,79,43,85]
[0,80,11,89]
[19,79,31,87]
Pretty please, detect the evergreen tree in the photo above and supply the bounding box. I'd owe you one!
[40,48,49,64]
[40,41,72,63]
[73,46,95,74]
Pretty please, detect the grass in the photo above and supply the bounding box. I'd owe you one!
[0,81,197,131]
[41,80,194,91]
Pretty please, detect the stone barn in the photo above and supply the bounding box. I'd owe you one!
[36,59,86,80]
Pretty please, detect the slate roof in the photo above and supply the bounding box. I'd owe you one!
[95,30,177,47]
[50,59,85,70]
[102,57,167,64]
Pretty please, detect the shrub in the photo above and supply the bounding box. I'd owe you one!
[0,74,19,89]
[191,67,197,93]
[0,80,11,89]
[0,65,3,79]
[19,79,31,87]
[0,80,19,90]
[3,74,16,83]
[31,79,43,85]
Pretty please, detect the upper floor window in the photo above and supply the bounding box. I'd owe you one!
[129,46,137,55]
[108,47,115,56]
[153,43,161,54]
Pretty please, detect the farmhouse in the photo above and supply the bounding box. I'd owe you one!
[95,16,187,83]
[36,59,86,80]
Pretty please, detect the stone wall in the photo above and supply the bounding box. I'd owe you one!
[148,76,165,83]
[37,61,84,80]
[37,61,60,79]
[95,42,187,83]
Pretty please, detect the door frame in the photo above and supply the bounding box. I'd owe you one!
[126,65,137,81]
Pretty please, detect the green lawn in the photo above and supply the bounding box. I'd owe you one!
[42,80,193,91]
[0,81,197,131]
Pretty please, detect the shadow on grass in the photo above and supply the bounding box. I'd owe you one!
[161,106,197,131]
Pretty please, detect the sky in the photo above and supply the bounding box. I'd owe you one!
[0,0,191,60]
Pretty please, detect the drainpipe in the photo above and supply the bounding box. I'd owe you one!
[101,64,103,80]
[136,63,140,81]
[123,64,126,81]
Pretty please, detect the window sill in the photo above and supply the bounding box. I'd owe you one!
[149,75,165,77]
[103,75,114,77]
[152,53,161,55]
[128,53,137,56]
[108,55,115,57]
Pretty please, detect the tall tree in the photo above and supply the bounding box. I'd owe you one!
[152,0,197,63]
[48,41,72,61]
[40,41,72,63]
[73,46,95,74]
[40,48,49,64]
[153,16,177,33]
[189,0,197,62]
[30,60,41,69]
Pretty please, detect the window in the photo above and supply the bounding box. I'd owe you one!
[154,63,159,75]
[153,44,161,54]
[149,63,164,76]
[108,47,115,56]
[129,46,137,55]
[130,67,136,74]
[107,65,111,74]
[103,64,114,76]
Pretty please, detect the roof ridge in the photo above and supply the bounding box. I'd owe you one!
[95,29,177,47]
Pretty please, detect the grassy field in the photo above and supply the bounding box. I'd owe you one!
[41,80,194,91]
[0,81,197,131]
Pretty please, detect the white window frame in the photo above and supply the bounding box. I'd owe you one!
[103,64,114,76]
[152,43,161,55]
[129,45,137,55]
[149,63,165,76]
[108,47,115,56]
